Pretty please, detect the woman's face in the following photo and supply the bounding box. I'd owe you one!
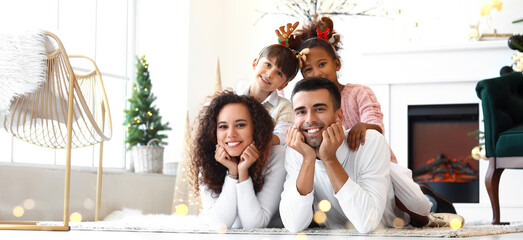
[216,103,254,157]
[300,46,341,83]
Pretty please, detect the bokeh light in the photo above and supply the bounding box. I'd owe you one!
[175,204,189,216]
[23,199,35,210]
[70,212,82,222]
[392,217,405,228]
[12,206,24,217]
[318,200,331,212]
[450,218,463,229]
[83,198,94,210]
[296,233,307,240]
[313,210,327,225]
[216,223,227,234]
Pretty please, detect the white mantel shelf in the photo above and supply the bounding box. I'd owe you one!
[358,40,509,55]
[343,40,515,85]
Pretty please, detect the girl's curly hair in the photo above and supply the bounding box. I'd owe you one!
[291,16,342,61]
[188,90,275,196]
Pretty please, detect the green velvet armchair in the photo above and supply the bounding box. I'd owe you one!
[476,71,523,225]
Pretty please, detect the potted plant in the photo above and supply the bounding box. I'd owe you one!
[124,55,171,173]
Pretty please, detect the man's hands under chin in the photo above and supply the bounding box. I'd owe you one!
[318,121,345,162]
[286,125,316,159]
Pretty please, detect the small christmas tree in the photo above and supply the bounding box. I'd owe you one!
[124,55,170,148]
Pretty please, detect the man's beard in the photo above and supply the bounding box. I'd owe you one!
[300,122,325,148]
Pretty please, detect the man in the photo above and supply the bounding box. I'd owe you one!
[279,77,463,233]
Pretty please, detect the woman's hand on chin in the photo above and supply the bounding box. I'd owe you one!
[238,142,259,182]
[215,145,238,176]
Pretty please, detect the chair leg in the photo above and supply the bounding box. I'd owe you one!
[95,141,104,221]
[485,157,504,225]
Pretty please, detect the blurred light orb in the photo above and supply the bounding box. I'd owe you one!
[313,210,327,225]
[450,218,463,229]
[318,200,331,212]
[70,212,82,222]
[392,217,405,228]
[471,146,481,160]
[83,198,94,210]
[13,206,24,217]
[296,233,307,240]
[216,223,227,234]
[175,204,189,216]
[23,199,35,210]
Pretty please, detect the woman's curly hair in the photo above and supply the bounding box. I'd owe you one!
[188,90,275,196]
[291,16,342,61]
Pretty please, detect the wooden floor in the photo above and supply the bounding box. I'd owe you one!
[2,230,523,240]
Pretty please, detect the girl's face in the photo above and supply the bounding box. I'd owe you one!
[300,47,341,83]
[252,57,289,92]
[216,103,254,157]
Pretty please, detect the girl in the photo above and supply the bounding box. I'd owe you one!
[188,91,286,229]
[292,16,460,227]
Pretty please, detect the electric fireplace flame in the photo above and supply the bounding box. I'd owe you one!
[413,154,478,183]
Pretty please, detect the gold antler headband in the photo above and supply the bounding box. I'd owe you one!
[275,22,299,47]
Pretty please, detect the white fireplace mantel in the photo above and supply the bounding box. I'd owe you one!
[343,40,514,85]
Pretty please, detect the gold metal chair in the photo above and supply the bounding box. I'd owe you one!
[1,31,112,230]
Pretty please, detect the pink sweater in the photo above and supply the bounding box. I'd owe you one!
[341,83,397,163]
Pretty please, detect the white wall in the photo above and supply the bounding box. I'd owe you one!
[134,0,189,167]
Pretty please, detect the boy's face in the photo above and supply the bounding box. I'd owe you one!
[292,89,342,148]
[252,57,289,92]
[300,47,341,83]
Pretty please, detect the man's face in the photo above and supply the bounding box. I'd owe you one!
[292,89,342,148]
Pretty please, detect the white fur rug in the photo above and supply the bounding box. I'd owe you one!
[39,208,523,238]
[0,29,47,117]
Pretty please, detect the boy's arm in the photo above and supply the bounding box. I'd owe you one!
[272,121,292,145]
[272,97,293,145]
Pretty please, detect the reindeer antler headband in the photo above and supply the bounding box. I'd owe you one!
[275,21,310,68]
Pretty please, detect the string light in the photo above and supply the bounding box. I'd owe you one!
[12,206,24,217]
[450,218,463,229]
[23,199,35,210]
[313,210,327,224]
[393,217,405,228]
[318,200,331,212]
[175,204,189,216]
[70,212,82,222]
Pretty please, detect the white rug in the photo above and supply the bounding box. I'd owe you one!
[39,208,523,238]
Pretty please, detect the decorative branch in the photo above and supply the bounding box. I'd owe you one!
[254,0,387,25]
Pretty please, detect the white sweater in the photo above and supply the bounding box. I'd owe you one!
[280,130,408,233]
[198,145,286,229]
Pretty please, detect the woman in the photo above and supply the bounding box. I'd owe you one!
[188,90,286,229]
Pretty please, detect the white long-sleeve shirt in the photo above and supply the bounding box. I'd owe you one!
[280,130,408,233]
[199,145,287,229]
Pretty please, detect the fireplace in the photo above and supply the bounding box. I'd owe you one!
[408,104,479,203]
